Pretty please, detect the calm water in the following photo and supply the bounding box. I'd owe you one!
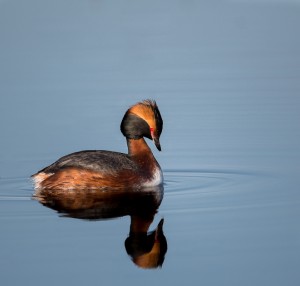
[1,0,300,285]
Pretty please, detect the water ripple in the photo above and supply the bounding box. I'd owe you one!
[0,177,32,201]
[164,168,256,192]
[161,168,260,213]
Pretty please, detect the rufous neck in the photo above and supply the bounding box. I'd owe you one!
[127,138,153,156]
[129,215,154,234]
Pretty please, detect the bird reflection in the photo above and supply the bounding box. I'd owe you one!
[33,185,167,269]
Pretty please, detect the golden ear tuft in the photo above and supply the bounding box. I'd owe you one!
[126,99,163,138]
[128,100,157,127]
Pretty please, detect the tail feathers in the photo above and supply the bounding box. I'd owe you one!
[32,172,53,190]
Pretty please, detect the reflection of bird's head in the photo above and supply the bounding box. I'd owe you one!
[125,219,167,269]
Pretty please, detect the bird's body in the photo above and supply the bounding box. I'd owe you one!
[32,100,163,190]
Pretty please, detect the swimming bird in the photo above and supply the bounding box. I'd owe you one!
[32,100,163,190]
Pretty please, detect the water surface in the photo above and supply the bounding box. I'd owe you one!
[1,0,299,285]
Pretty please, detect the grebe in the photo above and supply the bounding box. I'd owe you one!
[32,99,163,190]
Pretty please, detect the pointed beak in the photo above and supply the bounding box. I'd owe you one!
[150,127,161,151]
[153,137,161,151]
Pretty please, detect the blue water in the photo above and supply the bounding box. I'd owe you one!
[1,0,300,285]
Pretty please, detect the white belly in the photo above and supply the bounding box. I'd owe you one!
[143,167,163,187]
